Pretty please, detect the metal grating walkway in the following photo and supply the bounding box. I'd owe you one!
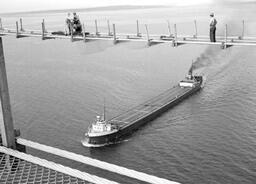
[0,146,118,184]
[0,152,91,184]
[0,145,119,184]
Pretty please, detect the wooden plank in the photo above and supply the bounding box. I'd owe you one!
[1,28,256,47]
[107,20,112,36]
[3,26,256,40]
[15,21,19,38]
[173,24,178,47]
[136,20,141,37]
[194,20,198,38]
[113,24,117,44]
[223,24,228,49]
[41,21,45,40]
[20,18,24,31]
[42,19,47,33]
[82,23,86,42]
[177,40,222,45]
[0,37,16,149]
[95,20,99,36]
[241,20,245,39]
[145,24,151,46]
[70,23,73,42]
[167,20,171,37]
[0,18,3,30]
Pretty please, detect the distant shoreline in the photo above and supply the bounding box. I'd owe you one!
[0,5,170,16]
[1,1,255,16]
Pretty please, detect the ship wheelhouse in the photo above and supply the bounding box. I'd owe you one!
[179,61,202,88]
[87,116,118,137]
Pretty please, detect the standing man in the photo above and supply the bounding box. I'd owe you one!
[209,13,217,42]
[65,12,72,35]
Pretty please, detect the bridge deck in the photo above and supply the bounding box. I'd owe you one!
[1,27,256,47]
[0,147,119,184]
[0,153,90,184]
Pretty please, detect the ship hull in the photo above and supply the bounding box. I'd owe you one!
[119,84,201,137]
[86,77,202,146]
[85,131,120,145]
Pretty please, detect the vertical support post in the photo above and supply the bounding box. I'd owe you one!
[173,23,178,47]
[194,20,198,38]
[225,24,227,49]
[107,20,111,36]
[42,19,47,33]
[113,24,117,44]
[0,37,16,149]
[20,18,24,31]
[145,24,151,46]
[241,20,245,39]
[167,20,171,37]
[136,20,141,37]
[0,18,3,30]
[70,23,73,42]
[41,21,45,40]
[15,21,19,38]
[95,20,99,36]
[220,24,228,49]
[82,23,86,42]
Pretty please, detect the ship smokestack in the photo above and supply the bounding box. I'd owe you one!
[188,61,193,79]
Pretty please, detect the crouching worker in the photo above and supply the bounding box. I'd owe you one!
[73,12,82,34]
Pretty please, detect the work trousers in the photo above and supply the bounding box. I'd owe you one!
[210,27,216,42]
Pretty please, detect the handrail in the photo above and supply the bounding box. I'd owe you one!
[2,28,256,47]
[17,138,181,184]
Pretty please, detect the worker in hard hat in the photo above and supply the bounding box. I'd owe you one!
[209,13,217,42]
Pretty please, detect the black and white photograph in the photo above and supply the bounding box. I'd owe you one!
[0,0,255,183]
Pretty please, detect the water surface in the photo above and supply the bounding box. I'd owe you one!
[1,4,256,184]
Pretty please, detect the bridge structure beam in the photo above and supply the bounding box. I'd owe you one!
[0,37,16,149]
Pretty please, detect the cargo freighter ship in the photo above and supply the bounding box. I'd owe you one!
[82,65,203,147]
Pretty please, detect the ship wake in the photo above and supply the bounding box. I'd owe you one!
[81,138,129,148]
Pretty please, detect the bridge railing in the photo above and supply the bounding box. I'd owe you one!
[1,18,256,48]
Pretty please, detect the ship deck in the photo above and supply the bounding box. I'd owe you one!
[109,85,193,128]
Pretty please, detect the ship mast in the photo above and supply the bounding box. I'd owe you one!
[103,98,106,121]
